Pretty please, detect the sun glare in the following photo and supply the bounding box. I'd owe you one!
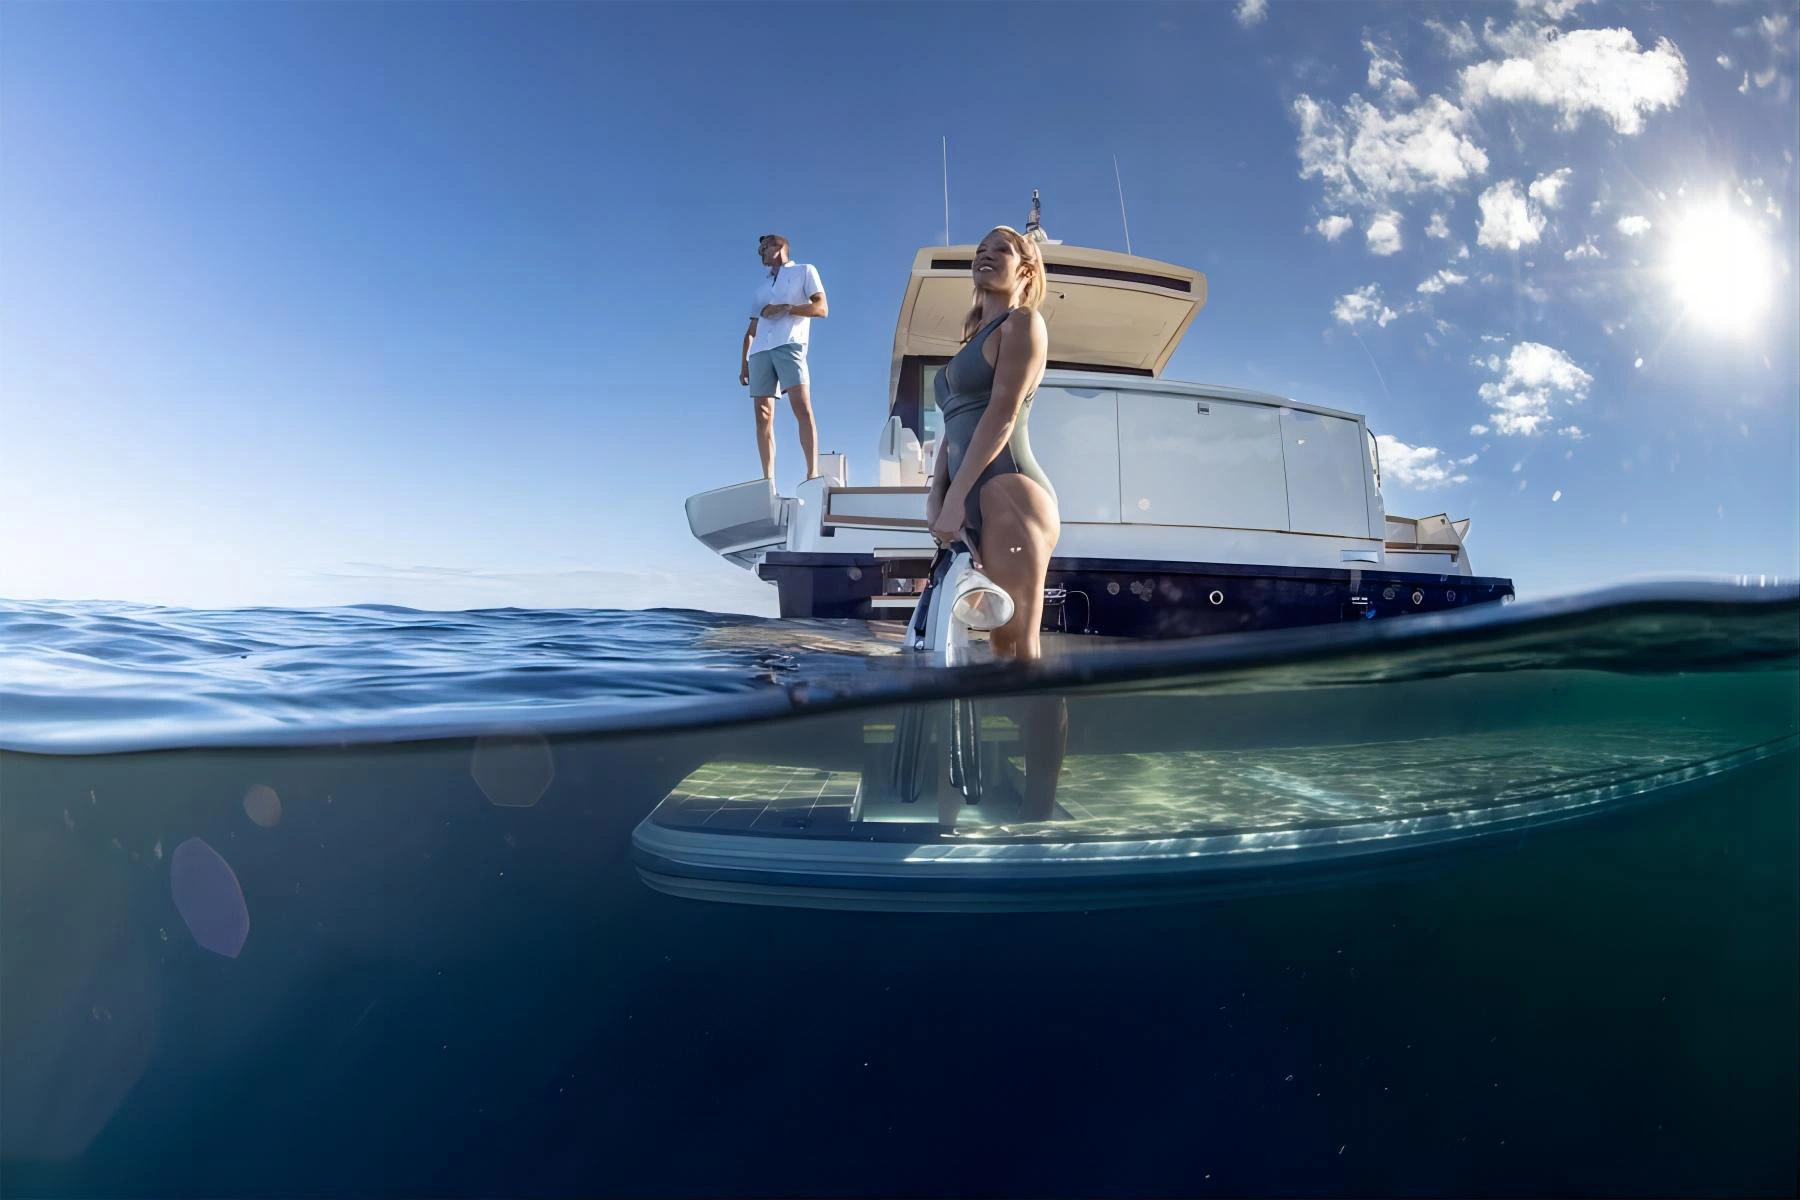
[1664,201,1776,337]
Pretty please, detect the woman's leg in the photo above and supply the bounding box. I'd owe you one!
[970,474,1065,819]
[972,474,1058,660]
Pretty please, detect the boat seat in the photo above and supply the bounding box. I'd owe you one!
[878,416,929,486]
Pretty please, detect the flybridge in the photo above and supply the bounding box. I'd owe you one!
[888,243,1207,394]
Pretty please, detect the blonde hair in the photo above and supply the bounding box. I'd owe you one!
[963,225,1046,340]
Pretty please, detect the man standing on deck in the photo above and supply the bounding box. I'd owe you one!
[740,234,828,482]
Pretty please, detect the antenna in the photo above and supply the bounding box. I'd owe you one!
[941,137,950,247]
[1025,189,1059,244]
[1113,156,1133,256]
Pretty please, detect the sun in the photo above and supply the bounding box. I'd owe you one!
[1664,202,1776,337]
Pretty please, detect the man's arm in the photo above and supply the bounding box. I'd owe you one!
[764,291,828,319]
[740,318,757,384]
[794,267,827,317]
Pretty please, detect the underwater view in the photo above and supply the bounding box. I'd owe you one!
[4,0,1798,1195]
[3,584,1796,1195]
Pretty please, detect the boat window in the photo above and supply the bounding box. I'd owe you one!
[894,355,951,439]
[921,364,945,445]
[928,258,1193,293]
[1282,409,1372,537]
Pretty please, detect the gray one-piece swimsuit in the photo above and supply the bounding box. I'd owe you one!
[934,310,1055,540]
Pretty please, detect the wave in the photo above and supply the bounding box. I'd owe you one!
[1,579,1793,755]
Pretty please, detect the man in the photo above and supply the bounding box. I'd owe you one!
[740,234,827,481]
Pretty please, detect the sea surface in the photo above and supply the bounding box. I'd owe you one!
[1,582,1795,1197]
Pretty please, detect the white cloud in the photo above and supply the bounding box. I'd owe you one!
[1457,243,1470,259]
[1234,0,1268,28]
[1477,180,1547,249]
[1481,333,1506,343]
[1564,236,1604,260]
[1616,214,1652,236]
[1515,0,1593,20]
[1418,269,1469,294]
[1477,341,1593,435]
[1365,36,1419,103]
[1735,67,1780,94]
[1558,424,1588,440]
[1366,210,1404,255]
[1425,18,1479,59]
[1717,54,1734,70]
[1528,167,1573,209]
[1333,283,1402,327]
[1470,423,1491,435]
[1294,93,1489,210]
[1552,489,1562,502]
[1316,214,1354,240]
[1462,24,1689,135]
[1375,435,1471,489]
[1426,211,1452,238]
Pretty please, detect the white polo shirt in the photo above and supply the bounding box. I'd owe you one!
[749,262,824,355]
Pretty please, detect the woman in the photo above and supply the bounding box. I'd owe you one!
[925,225,1060,664]
[925,225,1065,822]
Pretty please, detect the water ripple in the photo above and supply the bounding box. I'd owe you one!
[1,580,1793,754]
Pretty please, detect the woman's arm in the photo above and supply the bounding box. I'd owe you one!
[941,310,1048,507]
[925,440,949,530]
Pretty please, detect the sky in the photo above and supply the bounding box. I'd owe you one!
[2,0,1796,614]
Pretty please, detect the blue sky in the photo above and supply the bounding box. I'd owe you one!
[2,0,1795,613]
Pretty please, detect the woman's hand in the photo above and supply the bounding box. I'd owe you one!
[928,493,967,548]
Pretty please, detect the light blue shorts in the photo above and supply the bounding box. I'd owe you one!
[747,343,809,396]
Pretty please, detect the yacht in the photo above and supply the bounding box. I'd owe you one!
[686,202,1513,640]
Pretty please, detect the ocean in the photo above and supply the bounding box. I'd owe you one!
[1,582,1794,1196]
